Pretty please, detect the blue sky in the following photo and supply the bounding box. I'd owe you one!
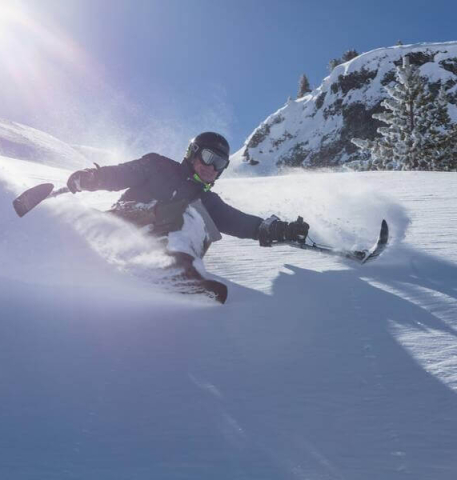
[1,0,457,159]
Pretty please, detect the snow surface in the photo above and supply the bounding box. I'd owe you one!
[1,149,457,479]
[0,118,91,170]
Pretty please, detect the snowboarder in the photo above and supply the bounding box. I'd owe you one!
[66,132,309,301]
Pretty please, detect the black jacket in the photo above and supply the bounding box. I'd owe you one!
[93,153,263,239]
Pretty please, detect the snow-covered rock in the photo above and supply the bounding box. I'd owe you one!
[232,42,457,175]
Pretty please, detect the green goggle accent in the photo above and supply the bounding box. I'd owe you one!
[192,173,212,192]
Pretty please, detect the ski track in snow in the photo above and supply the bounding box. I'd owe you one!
[1,155,457,480]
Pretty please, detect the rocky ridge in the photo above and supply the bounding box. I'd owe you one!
[231,42,457,175]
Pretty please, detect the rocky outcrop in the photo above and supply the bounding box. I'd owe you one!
[232,42,457,174]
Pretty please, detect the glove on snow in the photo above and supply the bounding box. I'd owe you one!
[258,215,309,247]
[67,165,100,193]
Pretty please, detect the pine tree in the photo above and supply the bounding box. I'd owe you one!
[362,56,418,170]
[351,137,392,170]
[408,77,437,170]
[297,74,311,98]
[328,58,342,72]
[414,86,451,170]
[341,49,359,62]
[352,56,440,170]
[432,87,457,171]
[435,117,457,171]
[448,124,457,171]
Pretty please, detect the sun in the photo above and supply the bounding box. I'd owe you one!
[0,1,99,112]
[0,1,33,31]
[0,2,49,64]
[0,3,24,40]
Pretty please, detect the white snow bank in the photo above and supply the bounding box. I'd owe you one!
[0,118,91,169]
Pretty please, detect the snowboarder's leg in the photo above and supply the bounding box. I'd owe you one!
[164,251,227,303]
[166,251,203,280]
[166,201,213,259]
[108,198,227,302]
[163,203,227,303]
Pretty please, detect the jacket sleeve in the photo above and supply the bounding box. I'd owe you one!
[203,191,263,240]
[91,153,164,191]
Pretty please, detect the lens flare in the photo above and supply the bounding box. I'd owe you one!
[0,1,99,114]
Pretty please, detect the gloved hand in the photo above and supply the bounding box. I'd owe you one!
[67,168,99,193]
[285,216,309,241]
[258,215,309,247]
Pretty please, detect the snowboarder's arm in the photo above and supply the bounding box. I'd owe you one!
[203,193,310,244]
[202,192,263,239]
[67,153,165,193]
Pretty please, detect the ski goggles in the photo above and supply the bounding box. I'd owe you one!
[199,148,229,172]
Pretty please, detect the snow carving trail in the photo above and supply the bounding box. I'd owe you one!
[1,153,457,479]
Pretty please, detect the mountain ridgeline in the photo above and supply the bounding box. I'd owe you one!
[233,42,457,174]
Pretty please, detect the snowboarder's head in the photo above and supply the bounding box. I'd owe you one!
[184,132,230,186]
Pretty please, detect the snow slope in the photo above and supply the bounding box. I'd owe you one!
[1,152,457,479]
[0,118,92,170]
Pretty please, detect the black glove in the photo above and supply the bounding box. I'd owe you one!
[285,216,310,241]
[67,167,100,193]
[258,215,309,247]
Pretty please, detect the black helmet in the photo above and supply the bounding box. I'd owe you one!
[184,132,230,176]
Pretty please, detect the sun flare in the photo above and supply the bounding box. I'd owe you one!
[0,1,99,112]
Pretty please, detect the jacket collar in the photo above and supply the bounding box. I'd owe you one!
[180,159,213,192]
